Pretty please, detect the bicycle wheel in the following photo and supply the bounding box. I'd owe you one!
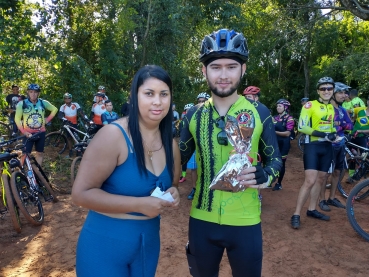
[0,121,11,141]
[32,164,58,203]
[346,179,369,241]
[339,157,368,198]
[44,132,68,155]
[297,133,306,153]
[2,174,21,233]
[70,156,82,187]
[10,171,44,226]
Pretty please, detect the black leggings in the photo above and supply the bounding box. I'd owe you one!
[188,217,262,277]
[277,159,286,184]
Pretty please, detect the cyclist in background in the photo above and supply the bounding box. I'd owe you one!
[6,84,26,136]
[15,83,58,165]
[179,103,194,184]
[243,86,261,102]
[272,99,294,191]
[90,93,106,133]
[93,85,108,103]
[349,89,365,109]
[291,77,337,229]
[346,95,369,183]
[58,92,88,157]
[101,100,119,125]
[186,92,211,200]
[318,82,352,211]
[180,28,282,276]
[301,97,309,106]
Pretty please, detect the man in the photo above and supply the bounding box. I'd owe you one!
[243,86,261,101]
[101,100,119,125]
[92,85,108,103]
[120,98,130,117]
[291,77,337,229]
[319,82,352,212]
[6,84,26,136]
[349,89,365,109]
[58,92,88,157]
[15,84,58,165]
[301,97,309,106]
[90,93,106,132]
[179,29,282,277]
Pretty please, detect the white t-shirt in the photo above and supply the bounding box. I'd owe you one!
[59,103,81,124]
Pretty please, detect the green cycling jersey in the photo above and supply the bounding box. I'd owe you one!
[179,96,282,226]
[298,100,335,142]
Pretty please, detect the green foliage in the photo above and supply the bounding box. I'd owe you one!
[1,0,369,117]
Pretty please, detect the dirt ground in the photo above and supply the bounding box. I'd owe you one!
[1,140,368,277]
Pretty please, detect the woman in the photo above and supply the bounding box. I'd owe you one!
[272,99,294,191]
[72,65,180,277]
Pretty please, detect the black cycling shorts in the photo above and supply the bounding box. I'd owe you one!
[24,132,46,153]
[188,217,262,277]
[332,144,346,171]
[303,141,333,172]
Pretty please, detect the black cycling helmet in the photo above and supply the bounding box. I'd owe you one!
[301,97,309,102]
[316,77,335,89]
[27,83,41,92]
[276,98,291,107]
[64,92,72,99]
[199,29,249,64]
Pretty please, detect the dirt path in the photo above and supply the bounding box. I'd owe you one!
[1,141,368,276]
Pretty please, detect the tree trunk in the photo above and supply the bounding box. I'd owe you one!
[340,0,369,20]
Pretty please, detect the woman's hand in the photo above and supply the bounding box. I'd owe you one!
[139,196,174,218]
[166,187,180,207]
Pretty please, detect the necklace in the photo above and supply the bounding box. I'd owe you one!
[143,131,162,161]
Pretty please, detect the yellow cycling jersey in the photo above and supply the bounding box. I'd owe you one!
[298,100,335,142]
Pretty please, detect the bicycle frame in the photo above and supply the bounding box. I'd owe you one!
[19,153,41,200]
[0,162,12,217]
[61,123,92,145]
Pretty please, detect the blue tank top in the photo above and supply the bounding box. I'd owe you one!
[101,123,172,214]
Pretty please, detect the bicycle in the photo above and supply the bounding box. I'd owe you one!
[10,134,58,226]
[337,136,369,198]
[0,146,22,233]
[0,111,15,140]
[346,178,369,241]
[44,117,96,156]
[70,142,88,187]
[297,133,306,153]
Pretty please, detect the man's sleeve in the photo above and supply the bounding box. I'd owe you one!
[298,102,315,135]
[254,102,283,182]
[101,113,108,125]
[14,102,25,133]
[43,100,58,122]
[178,107,197,165]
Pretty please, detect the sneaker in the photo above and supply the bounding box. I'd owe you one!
[179,176,186,183]
[266,183,272,189]
[318,200,331,212]
[291,215,300,229]
[306,210,330,221]
[187,188,196,200]
[327,198,346,209]
[272,183,282,191]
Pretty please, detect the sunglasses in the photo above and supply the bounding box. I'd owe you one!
[198,100,206,103]
[318,87,334,92]
[215,117,228,146]
[64,97,72,99]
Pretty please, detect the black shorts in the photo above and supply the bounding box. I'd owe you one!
[303,141,333,172]
[24,132,46,153]
[331,144,346,171]
[188,217,262,277]
[277,136,291,158]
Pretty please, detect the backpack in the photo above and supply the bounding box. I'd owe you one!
[281,114,296,140]
[22,98,46,111]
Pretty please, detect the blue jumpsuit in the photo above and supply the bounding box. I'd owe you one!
[76,123,172,277]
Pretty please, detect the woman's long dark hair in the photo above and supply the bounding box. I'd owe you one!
[128,65,174,180]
